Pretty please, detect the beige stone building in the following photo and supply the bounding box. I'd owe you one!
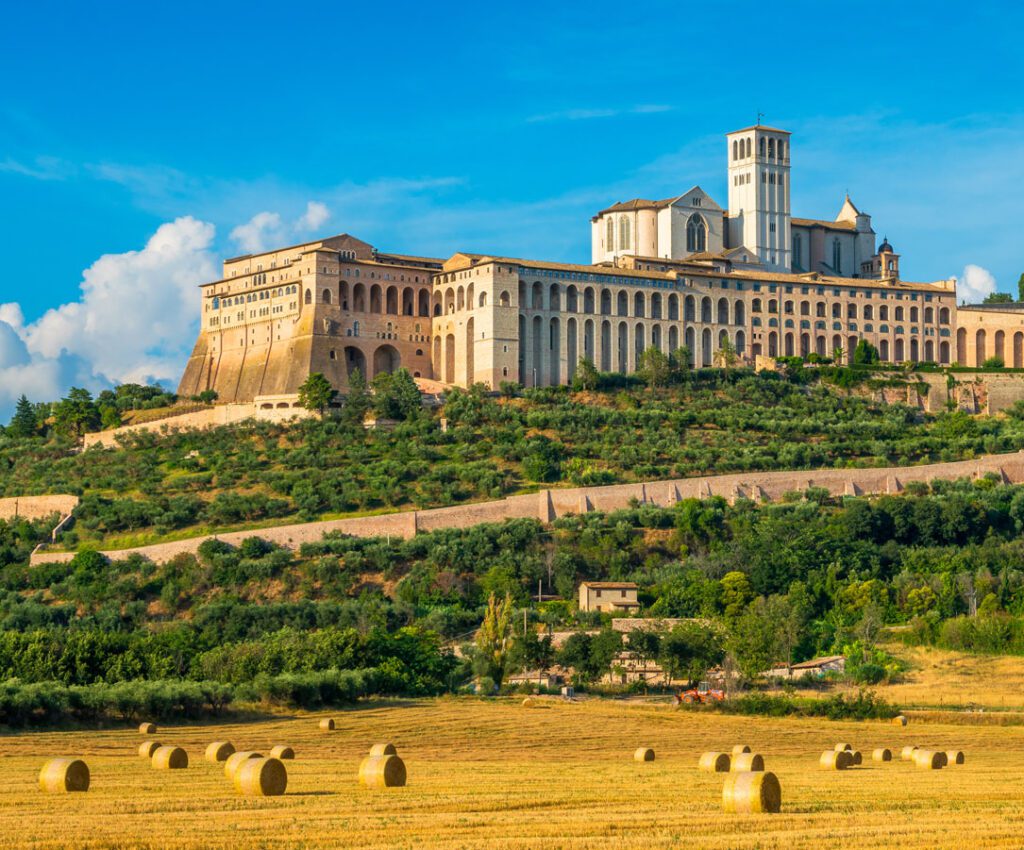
[177,122,1014,402]
[578,581,640,613]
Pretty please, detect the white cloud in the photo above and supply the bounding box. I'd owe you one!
[956,264,997,304]
[229,211,284,254]
[0,217,217,420]
[296,201,330,232]
[527,104,674,124]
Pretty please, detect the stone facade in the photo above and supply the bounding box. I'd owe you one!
[955,304,1024,367]
[177,123,1024,402]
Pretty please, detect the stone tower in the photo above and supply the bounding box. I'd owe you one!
[726,123,792,272]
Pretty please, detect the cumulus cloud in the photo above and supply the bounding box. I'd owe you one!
[296,201,330,232]
[230,202,331,253]
[956,264,998,304]
[0,217,217,419]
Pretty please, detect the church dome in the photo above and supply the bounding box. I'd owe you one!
[879,237,894,253]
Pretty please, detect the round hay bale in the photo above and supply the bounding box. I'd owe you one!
[224,751,262,779]
[731,744,751,755]
[634,747,655,762]
[368,743,397,758]
[699,752,731,772]
[270,745,295,760]
[319,718,336,731]
[205,741,235,763]
[936,751,948,767]
[234,757,287,797]
[834,743,852,752]
[819,750,849,770]
[521,697,535,707]
[872,748,892,762]
[946,750,965,765]
[914,750,944,770]
[139,740,161,759]
[900,745,919,761]
[358,754,407,788]
[722,770,781,814]
[152,746,188,770]
[138,722,157,735]
[731,752,764,772]
[892,715,908,726]
[850,750,863,766]
[38,758,89,793]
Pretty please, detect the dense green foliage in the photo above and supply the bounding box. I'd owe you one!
[6,370,1024,550]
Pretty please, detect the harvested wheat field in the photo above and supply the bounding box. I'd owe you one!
[3,697,1024,849]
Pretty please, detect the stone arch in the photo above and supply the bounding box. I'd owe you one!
[549,317,561,385]
[499,290,511,307]
[304,288,312,305]
[401,288,415,316]
[445,333,456,384]
[634,291,645,318]
[668,293,679,321]
[549,283,561,311]
[1015,332,1024,368]
[617,321,628,372]
[668,325,679,352]
[895,337,906,361]
[600,319,612,370]
[634,322,645,366]
[456,286,465,312]
[532,316,543,385]
[465,317,474,385]
[956,327,967,364]
[479,290,488,307]
[373,344,401,377]
[768,330,778,357]
[651,323,662,352]
[816,335,826,357]
[600,290,612,316]
[701,297,712,323]
[880,338,890,361]
[910,337,920,361]
[685,326,696,364]
[939,306,950,324]
[940,340,950,364]
[800,332,810,356]
[784,332,794,356]
[353,284,366,312]
[651,292,662,319]
[567,317,577,381]
[566,285,578,312]
[445,287,455,314]
[532,281,543,310]
[322,288,332,305]
[386,286,398,314]
[735,329,746,354]
[370,284,383,313]
[344,346,367,379]
[995,329,1005,362]
[975,329,986,365]
[433,335,441,376]
[418,289,431,316]
[583,318,594,364]
[924,339,934,362]
[583,287,595,313]
[701,328,712,365]
[684,295,695,321]
[467,283,474,310]
[617,290,629,317]
[734,301,745,325]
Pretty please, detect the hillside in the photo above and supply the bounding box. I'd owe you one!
[5,369,1024,553]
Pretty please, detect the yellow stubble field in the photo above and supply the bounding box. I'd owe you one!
[4,697,1024,850]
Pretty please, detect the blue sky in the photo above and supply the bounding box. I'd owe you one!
[1,0,1023,415]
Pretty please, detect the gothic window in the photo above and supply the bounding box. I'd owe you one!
[606,217,614,251]
[832,239,842,274]
[732,140,738,160]
[619,216,631,250]
[686,214,707,253]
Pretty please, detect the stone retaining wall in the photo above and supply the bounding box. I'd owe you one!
[0,495,79,522]
[28,452,1024,566]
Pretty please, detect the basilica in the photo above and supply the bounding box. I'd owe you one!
[177,123,1016,404]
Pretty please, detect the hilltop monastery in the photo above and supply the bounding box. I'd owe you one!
[177,123,1022,403]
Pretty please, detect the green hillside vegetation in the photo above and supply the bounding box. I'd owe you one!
[4,472,1024,721]
[5,367,1024,551]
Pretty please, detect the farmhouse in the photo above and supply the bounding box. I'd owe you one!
[578,581,640,613]
[764,654,846,680]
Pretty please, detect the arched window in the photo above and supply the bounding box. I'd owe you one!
[686,214,707,253]
[606,217,614,251]
[304,289,312,305]
[832,239,842,274]
[732,140,738,160]
[768,138,775,159]
[619,216,631,250]
[479,291,488,307]
[322,289,332,304]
